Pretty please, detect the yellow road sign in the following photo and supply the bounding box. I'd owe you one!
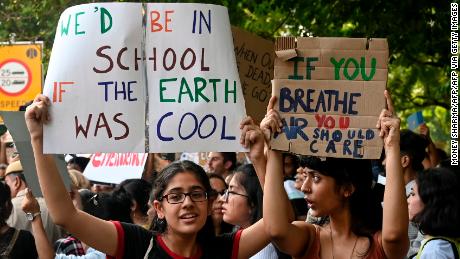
[0,42,43,112]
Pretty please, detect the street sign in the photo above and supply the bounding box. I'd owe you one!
[0,42,43,112]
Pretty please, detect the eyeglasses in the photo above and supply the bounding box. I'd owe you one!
[161,190,208,204]
[213,189,226,196]
[222,189,249,203]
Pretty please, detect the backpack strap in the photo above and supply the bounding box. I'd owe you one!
[1,228,20,257]
[416,237,459,259]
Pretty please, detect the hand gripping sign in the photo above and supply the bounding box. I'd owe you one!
[43,3,246,154]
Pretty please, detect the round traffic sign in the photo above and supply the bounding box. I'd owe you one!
[0,59,32,96]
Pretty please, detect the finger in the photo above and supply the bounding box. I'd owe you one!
[267,96,277,113]
[384,90,395,115]
[240,116,253,129]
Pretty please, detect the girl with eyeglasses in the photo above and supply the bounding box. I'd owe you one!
[208,173,234,235]
[220,164,279,259]
[24,95,272,259]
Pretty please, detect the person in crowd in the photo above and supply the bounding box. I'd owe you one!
[418,124,441,169]
[407,167,460,258]
[66,155,91,172]
[209,173,233,235]
[221,164,278,258]
[262,92,409,258]
[207,152,237,181]
[4,160,64,243]
[282,153,308,221]
[117,179,152,228]
[24,94,271,259]
[0,182,37,258]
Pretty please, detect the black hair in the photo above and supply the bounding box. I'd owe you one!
[283,152,299,179]
[151,160,214,241]
[79,187,133,223]
[118,179,152,216]
[0,182,12,226]
[414,167,460,238]
[400,130,428,172]
[301,156,382,256]
[208,173,228,190]
[221,152,237,171]
[233,164,263,224]
[67,156,90,172]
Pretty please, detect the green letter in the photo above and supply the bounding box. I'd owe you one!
[75,12,86,35]
[61,15,72,36]
[330,57,345,80]
[100,7,112,34]
[360,57,376,81]
[159,78,177,102]
[225,79,237,103]
[178,78,194,103]
[288,57,304,80]
[343,58,359,80]
[209,79,221,102]
[194,77,210,102]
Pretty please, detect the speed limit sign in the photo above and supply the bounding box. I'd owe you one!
[0,59,32,96]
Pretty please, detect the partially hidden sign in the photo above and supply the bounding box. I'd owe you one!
[231,27,273,124]
[0,42,43,112]
[83,153,148,184]
[270,37,388,159]
[43,3,246,154]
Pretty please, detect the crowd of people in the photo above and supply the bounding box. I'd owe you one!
[0,91,458,259]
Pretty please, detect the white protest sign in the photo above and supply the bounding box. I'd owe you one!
[43,3,246,154]
[43,3,145,153]
[83,153,148,184]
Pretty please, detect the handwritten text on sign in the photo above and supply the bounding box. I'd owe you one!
[271,38,388,159]
[43,3,246,154]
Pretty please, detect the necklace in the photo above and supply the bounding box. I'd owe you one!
[329,225,358,259]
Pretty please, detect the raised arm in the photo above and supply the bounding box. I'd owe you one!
[22,188,55,259]
[236,116,270,258]
[377,90,409,258]
[262,97,315,257]
[25,95,118,256]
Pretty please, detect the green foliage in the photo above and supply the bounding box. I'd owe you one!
[0,0,452,151]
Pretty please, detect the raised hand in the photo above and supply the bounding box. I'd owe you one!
[260,96,282,142]
[240,116,265,162]
[376,90,400,148]
[24,94,51,139]
[21,188,40,214]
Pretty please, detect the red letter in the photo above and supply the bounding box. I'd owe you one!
[150,11,162,32]
[165,10,174,32]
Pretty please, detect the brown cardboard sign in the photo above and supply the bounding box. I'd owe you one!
[232,27,274,124]
[271,37,388,159]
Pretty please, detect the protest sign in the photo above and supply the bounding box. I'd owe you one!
[231,27,273,123]
[83,153,147,184]
[0,111,71,196]
[407,111,424,131]
[43,3,246,154]
[270,37,388,159]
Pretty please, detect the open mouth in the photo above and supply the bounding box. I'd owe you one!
[179,213,198,220]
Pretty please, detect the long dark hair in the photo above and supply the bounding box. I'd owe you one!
[150,160,215,241]
[414,167,460,238]
[0,182,12,227]
[233,164,263,224]
[118,179,152,215]
[301,157,382,255]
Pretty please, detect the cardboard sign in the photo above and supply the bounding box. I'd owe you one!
[231,27,274,124]
[83,153,148,184]
[43,3,246,154]
[270,37,387,159]
[0,111,71,196]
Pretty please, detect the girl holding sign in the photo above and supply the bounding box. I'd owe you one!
[261,91,409,259]
[24,95,272,259]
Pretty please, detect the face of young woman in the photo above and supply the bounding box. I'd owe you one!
[301,167,345,217]
[220,174,252,227]
[209,177,226,222]
[154,171,210,236]
[407,182,424,221]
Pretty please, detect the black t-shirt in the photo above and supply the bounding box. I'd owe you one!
[110,221,241,259]
[0,227,38,259]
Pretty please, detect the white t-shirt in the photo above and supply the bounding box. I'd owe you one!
[419,238,456,259]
